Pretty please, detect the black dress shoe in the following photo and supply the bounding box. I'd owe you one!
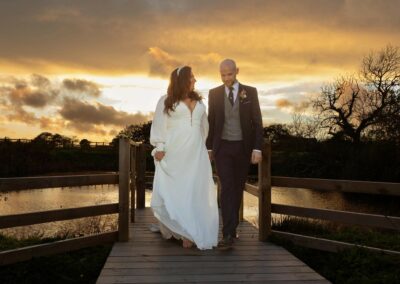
[217,235,234,250]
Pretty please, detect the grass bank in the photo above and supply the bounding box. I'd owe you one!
[0,234,111,284]
[271,217,400,284]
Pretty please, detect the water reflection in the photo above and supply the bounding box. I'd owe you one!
[0,184,399,237]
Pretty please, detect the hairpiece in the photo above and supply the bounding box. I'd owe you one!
[177,66,185,76]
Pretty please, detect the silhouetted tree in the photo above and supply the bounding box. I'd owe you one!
[288,113,321,139]
[80,139,91,149]
[313,45,400,144]
[33,132,53,142]
[263,124,292,143]
[116,121,152,143]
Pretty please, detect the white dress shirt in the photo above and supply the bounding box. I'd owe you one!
[225,81,240,103]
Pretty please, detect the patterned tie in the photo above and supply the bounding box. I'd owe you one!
[228,86,234,106]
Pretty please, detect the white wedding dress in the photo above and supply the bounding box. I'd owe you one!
[150,95,219,250]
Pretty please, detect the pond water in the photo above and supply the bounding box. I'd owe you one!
[1,184,399,238]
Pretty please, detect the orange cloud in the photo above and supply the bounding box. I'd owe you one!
[1,1,399,80]
[275,98,311,113]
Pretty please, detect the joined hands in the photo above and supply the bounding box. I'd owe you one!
[154,151,165,161]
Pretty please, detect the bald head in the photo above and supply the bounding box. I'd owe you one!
[219,59,239,87]
[219,59,237,70]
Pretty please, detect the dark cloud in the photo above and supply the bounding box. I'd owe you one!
[31,74,51,88]
[18,90,50,108]
[0,74,102,112]
[6,105,38,124]
[62,78,101,97]
[59,98,150,127]
[1,74,58,109]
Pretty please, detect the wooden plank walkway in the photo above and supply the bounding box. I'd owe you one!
[97,208,330,283]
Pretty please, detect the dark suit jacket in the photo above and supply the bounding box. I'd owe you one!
[206,83,264,155]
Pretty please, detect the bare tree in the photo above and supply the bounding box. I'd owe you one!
[313,45,400,143]
[288,112,321,139]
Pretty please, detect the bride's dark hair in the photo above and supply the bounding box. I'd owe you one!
[164,66,202,115]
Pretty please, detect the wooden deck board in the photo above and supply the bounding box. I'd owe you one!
[97,208,330,284]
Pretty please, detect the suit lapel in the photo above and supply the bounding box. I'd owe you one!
[238,83,245,126]
[217,85,225,123]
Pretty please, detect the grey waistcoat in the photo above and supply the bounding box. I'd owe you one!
[221,93,243,141]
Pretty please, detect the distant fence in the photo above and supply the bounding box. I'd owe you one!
[0,138,146,266]
[0,138,113,148]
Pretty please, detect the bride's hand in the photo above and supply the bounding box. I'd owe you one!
[154,151,165,161]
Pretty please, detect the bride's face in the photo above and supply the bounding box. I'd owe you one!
[189,72,197,91]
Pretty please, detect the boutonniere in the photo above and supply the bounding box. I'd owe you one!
[239,89,247,102]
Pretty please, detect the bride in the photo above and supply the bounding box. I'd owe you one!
[150,66,219,249]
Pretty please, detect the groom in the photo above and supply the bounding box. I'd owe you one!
[207,59,264,250]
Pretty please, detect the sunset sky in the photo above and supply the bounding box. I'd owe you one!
[1,0,400,142]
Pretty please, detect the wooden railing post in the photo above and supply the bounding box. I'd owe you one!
[118,137,130,241]
[136,143,146,209]
[259,140,271,241]
[130,145,137,223]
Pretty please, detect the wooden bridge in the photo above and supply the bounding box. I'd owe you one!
[96,208,329,284]
[1,138,400,283]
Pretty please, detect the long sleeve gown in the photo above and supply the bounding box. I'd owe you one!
[149,95,219,250]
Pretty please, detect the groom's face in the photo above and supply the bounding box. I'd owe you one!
[220,65,238,87]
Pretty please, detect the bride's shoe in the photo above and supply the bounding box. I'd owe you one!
[182,238,194,248]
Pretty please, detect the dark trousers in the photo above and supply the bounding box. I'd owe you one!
[215,140,251,237]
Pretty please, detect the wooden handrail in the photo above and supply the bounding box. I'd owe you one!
[0,173,119,191]
[272,176,400,196]
[147,173,400,196]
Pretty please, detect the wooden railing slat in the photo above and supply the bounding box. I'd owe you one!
[271,203,400,230]
[245,183,258,196]
[272,230,400,256]
[0,231,118,266]
[0,203,119,229]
